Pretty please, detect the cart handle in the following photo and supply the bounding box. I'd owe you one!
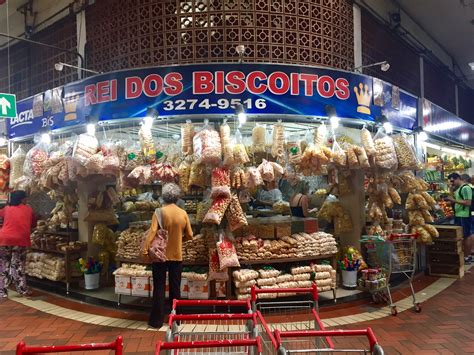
[172,299,252,311]
[255,311,278,350]
[310,309,335,349]
[155,338,262,353]
[251,284,318,302]
[168,312,257,327]
[388,233,418,240]
[274,328,379,352]
[16,336,123,355]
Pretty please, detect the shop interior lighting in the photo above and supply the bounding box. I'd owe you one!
[0,136,6,146]
[469,62,474,71]
[54,62,101,74]
[414,126,428,142]
[319,122,328,138]
[353,61,390,73]
[40,132,51,145]
[324,105,339,130]
[85,115,98,136]
[144,107,158,129]
[86,123,96,135]
[379,116,393,134]
[235,104,247,125]
[424,121,463,133]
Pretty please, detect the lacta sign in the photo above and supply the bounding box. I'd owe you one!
[10,108,34,129]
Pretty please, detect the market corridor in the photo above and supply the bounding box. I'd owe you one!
[0,270,472,355]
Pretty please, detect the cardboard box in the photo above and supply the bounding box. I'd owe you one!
[114,275,132,295]
[181,278,189,298]
[188,280,209,299]
[215,281,227,298]
[131,276,151,297]
[275,223,292,238]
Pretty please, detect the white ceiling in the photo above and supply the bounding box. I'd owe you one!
[397,0,474,88]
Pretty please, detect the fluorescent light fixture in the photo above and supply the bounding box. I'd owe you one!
[40,133,51,145]
[144,107,158,129]
[418,131,428,142]
[424,121,462,132]
[469,62,474,71]
[423,142,441,150]
[442,147,467,156]
[460,133,469,141]
[0,137,6,146]
[319,123,327,138]
[86,123,96,136]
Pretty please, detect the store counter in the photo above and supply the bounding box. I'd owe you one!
[237,215,319,238]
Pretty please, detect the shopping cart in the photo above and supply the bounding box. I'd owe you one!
[155,338,263,354]
[251,284,332,354]
[166,299,257,344]
[360,233,420,316]
[16,336,123,354]
[274,329,384,354]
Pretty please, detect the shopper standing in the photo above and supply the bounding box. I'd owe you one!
[143,183,193,328]
[289,181,312,217]
[0,190,36,302]
[446,173,472,264]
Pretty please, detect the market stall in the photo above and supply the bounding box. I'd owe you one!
[5,63,470,304]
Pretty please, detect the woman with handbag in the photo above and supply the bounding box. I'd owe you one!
[143,183,193,328]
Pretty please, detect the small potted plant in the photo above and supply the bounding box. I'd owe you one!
[78,257,102,290]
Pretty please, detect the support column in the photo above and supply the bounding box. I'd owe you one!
[76,10,87,79]
[353,4,363,69]
[454,84,459,116]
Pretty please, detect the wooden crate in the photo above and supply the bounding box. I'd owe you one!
[427,251,463,265]
[433,225,463,239]
[428,239,463,254]
[428,263,465,279]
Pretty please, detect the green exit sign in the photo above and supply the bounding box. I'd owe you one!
[0,93,17,118]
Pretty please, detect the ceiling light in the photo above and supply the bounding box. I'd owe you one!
[418,131,428,142]
[0,137,7,146]
[380,61,390,72]
[329,116,340,130]
[424,121,462,132]
[469,62,474,70]
[383,121,393,134]
[54,63,64,71]
[235,104,247,125]
[40,132,51,145]
[144,107,158,129]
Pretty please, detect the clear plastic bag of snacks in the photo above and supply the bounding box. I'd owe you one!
[9,146,26,188]
[271,121,285,159]
[181,120,194,156]
[193,120,222,165]
[220,120,234,166]
[360,126,376,157]
[233,129,250,165]
[252,124,266,153]
[24,142,49,177]
[373,128,397,170]
[73,133,99,166]
[216,233,240,269]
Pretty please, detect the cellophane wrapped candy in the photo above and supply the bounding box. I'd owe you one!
[393,134,417,170]
[194,123,222,165]
[181,120,194,156]
[9,146,25,189]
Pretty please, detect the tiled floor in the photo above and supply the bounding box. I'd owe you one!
[0,267,472,354]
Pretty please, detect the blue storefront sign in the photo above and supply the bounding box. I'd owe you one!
[422,99,474,147]
[8,63,418,139]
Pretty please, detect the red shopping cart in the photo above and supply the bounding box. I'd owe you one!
[252,285,384,354]
[155,338,263,354]
[167,299,257,344]
[16,336,123,355]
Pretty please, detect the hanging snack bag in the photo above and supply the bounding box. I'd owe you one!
[102,140,120,173]
[360,127,376,157]
[252,124,266,153]
[226,194,248,231]
[24,142,49,177]
[393,134,418,170]
[73,133,99,166]
[178,159,191,194]
[211,167,231,198]
[216,234,240,269]
[331,139,347,168]
[353,146,370,168]
[314,123,327,146]
[203,196,231,225]
[247,167,263,188]
[9,146,26,188]
[189,161,207,188]
[287,134,302,166]
[373,128,398,170]
[193,121,222,165]
[138,125,156,163]
[220,121,234,166]
[233,129,250,165]
[271,121,285,159]
[208,248,229,281]
[181,120,194,156]
[123,142,144,171]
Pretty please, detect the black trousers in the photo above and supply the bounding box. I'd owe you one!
[149,261,182,327]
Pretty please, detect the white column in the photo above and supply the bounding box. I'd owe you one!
[353,4,363,69]
[455,84,459,116]
[76,10,87,79]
